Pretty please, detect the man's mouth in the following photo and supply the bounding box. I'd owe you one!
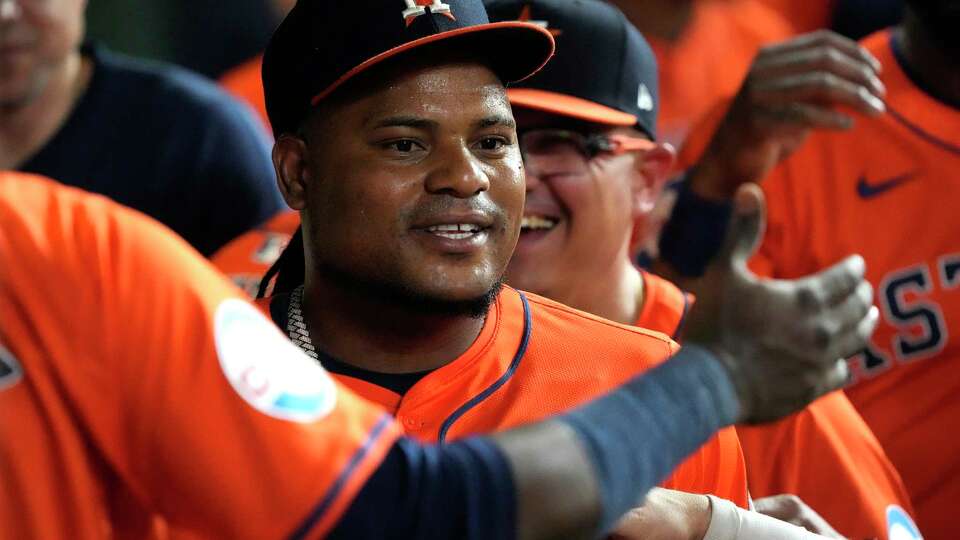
[426,223,485,240]
[520,214,559,233]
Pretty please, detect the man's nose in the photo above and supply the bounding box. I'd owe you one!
[424,143,490,198]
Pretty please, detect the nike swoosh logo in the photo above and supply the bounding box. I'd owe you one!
[857,172,917,199]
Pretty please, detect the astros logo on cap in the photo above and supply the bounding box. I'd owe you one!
[403,0,456,26]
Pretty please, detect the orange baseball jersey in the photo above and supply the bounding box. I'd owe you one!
[651,0,794,148]
[0,173,400,539]
[636,270,915,540]
[221,55,270,134]
[760,0,835,34]
[267,283,750,507]
[212,210,299,297]
[752,29,956,538]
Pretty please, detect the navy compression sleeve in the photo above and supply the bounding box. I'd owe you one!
[328,346,740,540]
[562,345,741,534]
[658,178,733,278]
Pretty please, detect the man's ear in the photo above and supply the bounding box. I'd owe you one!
[273,134,311,211]
[631,143,677,217]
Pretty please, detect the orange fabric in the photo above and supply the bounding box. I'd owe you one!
[752,29,955,537]
[635,270,693,339]
[652,0,794,148]
[674,97,734,173]
[760,0,835,34]
[220,55,270,134]
[212,210,300,298]
[631,272,748,505]
[309,285,749,507]
[637,269,914,539]
[0,174,399,539]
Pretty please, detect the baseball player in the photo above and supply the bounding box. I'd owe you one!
[1,170,863,537]
[658,2,959,538]
[252,0,883,534]
[486,2,917,539]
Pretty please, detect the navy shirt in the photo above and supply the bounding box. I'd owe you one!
[19,44,284,256]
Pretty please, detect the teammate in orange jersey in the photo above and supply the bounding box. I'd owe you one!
[488,1,917,539]
[2,170,871,539]
[212,209,298,297]
[657,3,960,538]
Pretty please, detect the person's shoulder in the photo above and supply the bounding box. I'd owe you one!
[860,28,893,57]
[92,45,259,125]
[519,289,677,349]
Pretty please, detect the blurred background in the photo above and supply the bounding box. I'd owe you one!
[85,0,281,79]
[85,0,905,81]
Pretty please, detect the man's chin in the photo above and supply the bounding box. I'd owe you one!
[0,74,47,110]
[317,261,504,319]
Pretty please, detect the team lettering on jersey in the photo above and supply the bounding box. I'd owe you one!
[0,344,22,391]
[850,254,960,383]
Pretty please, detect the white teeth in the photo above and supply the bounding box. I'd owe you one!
[521,215,558,231]
[426,223,483,239]
[427,224,481,233]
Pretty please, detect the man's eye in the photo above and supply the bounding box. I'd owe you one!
[389,140,417,152]
[478,137,508,151]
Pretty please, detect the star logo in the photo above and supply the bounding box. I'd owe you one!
[403,0,456,26]
[518,5,562,37]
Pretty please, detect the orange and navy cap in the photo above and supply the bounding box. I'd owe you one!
[262,0,556,137]
[485,0,659,139]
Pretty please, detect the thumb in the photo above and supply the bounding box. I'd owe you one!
[717,183,766,268]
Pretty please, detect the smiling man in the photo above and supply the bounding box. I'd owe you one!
[254,0,885,531]
[259,0,752,514]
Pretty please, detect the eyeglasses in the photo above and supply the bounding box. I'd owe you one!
[519,129,656,178]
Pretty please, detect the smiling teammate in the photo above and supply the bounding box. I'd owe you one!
[484,1,915,538]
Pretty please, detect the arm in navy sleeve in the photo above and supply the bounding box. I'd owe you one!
[658,176,733,278]
[328,345,740,540]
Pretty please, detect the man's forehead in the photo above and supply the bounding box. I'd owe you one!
[357,65,510,123]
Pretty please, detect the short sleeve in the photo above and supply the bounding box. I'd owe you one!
[0,175,399,539]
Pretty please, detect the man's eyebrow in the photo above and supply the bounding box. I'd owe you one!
[476,115,516,130]
[368,116,438,130]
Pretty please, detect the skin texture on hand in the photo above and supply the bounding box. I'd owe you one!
[681,184,879,424]
[608,489,711,540]
[754,495,844,538]
[690,30,886,200]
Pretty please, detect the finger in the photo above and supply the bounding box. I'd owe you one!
[754,103,855,131]
[753,72,886,116]
[753,494,802,521]
[793,255,866,311]
[758,30,882,73]
[802,281,874,353]
[823,306,880,362]
[812,359,853,403]
[751,46,886,97]
[716,184,766,268]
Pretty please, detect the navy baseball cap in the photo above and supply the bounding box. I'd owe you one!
[263,0,556,137]
[484,0,660,139]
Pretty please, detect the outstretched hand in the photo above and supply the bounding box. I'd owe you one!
[682,184,878,423]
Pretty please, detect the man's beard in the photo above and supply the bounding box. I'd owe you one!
[314,259,504,320]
